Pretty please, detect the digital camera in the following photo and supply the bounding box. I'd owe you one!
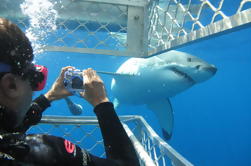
[64,68,84,94]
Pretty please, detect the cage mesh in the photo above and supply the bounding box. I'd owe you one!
[1,0,250,57]
[28,116,193,166]
[147,0,251,55]
[29,123,106,157]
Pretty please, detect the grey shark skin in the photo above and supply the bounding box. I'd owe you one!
[64,97,83,115]
[111,50,217,140]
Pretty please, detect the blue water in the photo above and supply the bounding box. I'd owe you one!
[171,28,251,166]
[1,0,251,165]
[32,24,251,166]
[0,0,237,160]
[32,26,251,166]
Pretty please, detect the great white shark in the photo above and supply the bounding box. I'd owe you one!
[110,50,217,140]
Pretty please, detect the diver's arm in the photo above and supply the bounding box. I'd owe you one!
[89,102,140,166]
[79,69,140,165]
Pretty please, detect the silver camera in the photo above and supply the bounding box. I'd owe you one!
[64,68,84,94]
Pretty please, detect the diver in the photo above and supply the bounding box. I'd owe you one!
[0,18,140,166]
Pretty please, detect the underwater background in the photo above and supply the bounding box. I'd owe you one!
[33,26,251,166]
[1,0,251,165]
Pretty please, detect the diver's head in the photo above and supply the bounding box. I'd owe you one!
[0,18,34,72]
[0,18,45,130]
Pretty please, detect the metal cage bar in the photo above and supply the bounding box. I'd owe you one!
[30,115,194,166]
[1,0,250,57]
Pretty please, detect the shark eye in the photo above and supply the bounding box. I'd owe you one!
[187,57,192,62]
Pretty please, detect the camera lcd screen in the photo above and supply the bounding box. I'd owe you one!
[72,77,84,89]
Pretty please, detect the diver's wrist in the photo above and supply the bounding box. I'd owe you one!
[91,97,110,107]
[44,91,57,102]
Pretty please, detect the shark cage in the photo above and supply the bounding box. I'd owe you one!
[1,0,251,165]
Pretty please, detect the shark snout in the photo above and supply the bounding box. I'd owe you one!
[187,64,217,83]
[203,66,217,75]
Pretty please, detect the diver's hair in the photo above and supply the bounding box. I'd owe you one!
[0,18,33,74]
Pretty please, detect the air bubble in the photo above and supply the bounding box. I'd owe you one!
[20,0,58,56]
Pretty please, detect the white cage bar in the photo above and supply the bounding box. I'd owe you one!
[28,115,194,166]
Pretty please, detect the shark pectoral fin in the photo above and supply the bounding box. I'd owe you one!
[113,98,120,110]
[147,99,174,140]
[64,97,83,115]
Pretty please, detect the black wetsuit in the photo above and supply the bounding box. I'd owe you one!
[0,95,140,166]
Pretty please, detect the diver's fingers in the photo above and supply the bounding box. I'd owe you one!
[87,68,95,79]
[79,91,85,98]
[58,66,74,82]
[87,68,102,82]
[80,68,108,106]
[83,69,93,88]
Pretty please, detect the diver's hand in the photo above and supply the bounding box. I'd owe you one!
[80,68,109,107]
[45,66,73,102]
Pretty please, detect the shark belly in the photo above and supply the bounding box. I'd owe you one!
[111,70,194,104]
[111,68,194,140]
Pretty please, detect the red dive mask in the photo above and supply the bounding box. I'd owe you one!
[33,64,48,91]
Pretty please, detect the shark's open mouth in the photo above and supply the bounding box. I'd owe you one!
[171,67,195,83]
